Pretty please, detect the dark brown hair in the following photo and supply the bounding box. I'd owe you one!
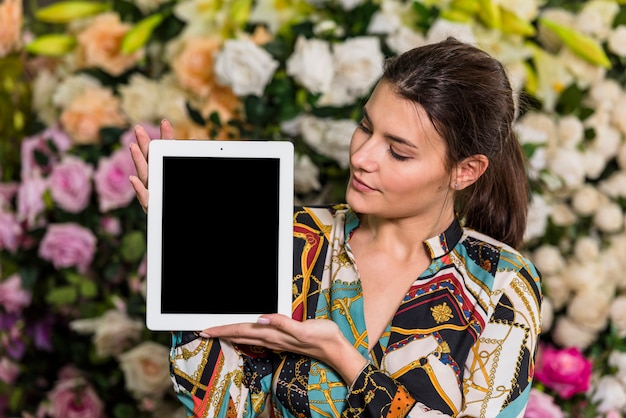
[381,37,529,249]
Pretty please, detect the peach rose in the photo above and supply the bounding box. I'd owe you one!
[200,83,243,139]
[172,36,222,98]
[0,0,22,57]
[60,85,127,144]
[76,13,144,76]
[118,341,171,399]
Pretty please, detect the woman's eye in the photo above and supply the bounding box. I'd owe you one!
[389,147,410,161]
[357,122,371,134]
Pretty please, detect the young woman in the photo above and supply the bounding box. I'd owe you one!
[130,37,542,417]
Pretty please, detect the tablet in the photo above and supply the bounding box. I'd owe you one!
[146,139,294,331]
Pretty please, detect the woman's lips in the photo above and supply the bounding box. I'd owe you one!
[351,175,375,192]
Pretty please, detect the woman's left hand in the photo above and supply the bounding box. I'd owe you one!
[200,315,369,384]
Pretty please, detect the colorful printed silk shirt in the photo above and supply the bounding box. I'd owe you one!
[169,205,542,417]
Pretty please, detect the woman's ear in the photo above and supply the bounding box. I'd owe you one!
[452,155,488,190]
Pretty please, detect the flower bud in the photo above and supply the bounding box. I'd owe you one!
[26,34,76,56]
[539,17,611,68]
[121,13,165,54]
[35,1,109,23]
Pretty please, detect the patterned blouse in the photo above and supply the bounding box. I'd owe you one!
[169,205,542,417]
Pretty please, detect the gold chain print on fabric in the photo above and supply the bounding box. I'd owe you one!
[308,364,345,417]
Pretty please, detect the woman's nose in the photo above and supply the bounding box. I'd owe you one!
[350,136,380,172]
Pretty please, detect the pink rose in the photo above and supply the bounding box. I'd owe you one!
[48,156,94,213]
[100,215,121,236]
[20,125,72,179]
[37,374,105,418]
[38,223,97,273]
[0,357,19,384]
[0,181,18,203]
[17,176,47,229]
[0,208,22,253]
[534,344,592,399]
[94,148,136,212]
[0,274,31,313]
[524,388,565,418]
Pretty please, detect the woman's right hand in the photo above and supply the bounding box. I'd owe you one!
[129,119,174,213]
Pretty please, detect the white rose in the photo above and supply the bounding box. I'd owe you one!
[611,94,626,135]
[608,25,626,57]
[573,236,600,262]
[609,350,626,386]
[286,37,334,94]
[556,115,584,149]
[540,296,554,332]
[294,154,321,194]
[547,148,586,189]
[541,274,571,311]
[325,37,384,103]
[524,194,552,242]
[590,376,626,414]
[610,296,626,338]
[561,259,605,293]
[571,184,603,216]
[566,291,611,332]
[214,39,279,96]
[384,26,426,55]
[299,115,356,169]
[586,78,622,111]
[551,203,577,226]
[426,18,476,45]
[583,149,607,180]
[119,341,171,399]
[591,124,622,160]
[337,0,363,11]
[52,73,102,108]
[531,245,565,276]
[561,47,606,90]
[576,0,619,41]
[70,310,144,358]
[593,201,624,233]
[32,69,61,126]
[515,111,555,145]
[119,73,164,123]
[599,171,626,200]
[551,315,598,350]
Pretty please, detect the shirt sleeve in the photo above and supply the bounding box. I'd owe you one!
[169,332,273,418]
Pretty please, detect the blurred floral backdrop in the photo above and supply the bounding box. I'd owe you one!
[1,0,626,416]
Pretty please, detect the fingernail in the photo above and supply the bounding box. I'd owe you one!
[257,317,270,325]
[199,332,209,338]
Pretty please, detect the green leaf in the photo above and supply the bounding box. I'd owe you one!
[46,285,78,305]
[35,1,110,23]
[120,231,146,262]
[80,279,98,298]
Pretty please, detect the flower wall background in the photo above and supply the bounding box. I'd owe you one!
[1,0,626,416]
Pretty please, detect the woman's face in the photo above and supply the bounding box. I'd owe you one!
[346,81,454,222]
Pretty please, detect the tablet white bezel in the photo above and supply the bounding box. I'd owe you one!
[146,139,294,331]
